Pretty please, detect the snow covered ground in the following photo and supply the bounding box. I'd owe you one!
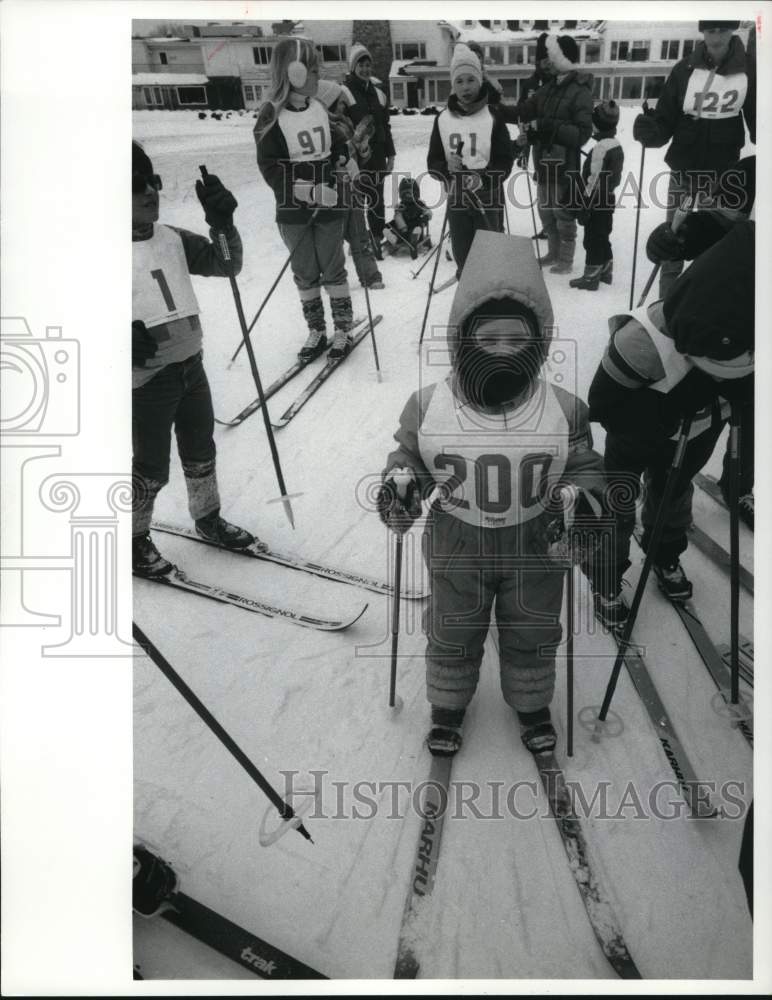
[132,106,754,981]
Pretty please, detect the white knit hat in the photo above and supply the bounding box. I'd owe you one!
[545,33,580,73]
[450,42,483,86]
[349,42,372,74]
[316,79,343,109]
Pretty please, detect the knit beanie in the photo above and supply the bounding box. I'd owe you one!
[349,42,372,74]
[450,43,483,86]
[535,32,549,63]
[592,100,620,132]
[698,21,740,32]
[545,34,580,73]
[316,79,343,110]
[132,141,153,177]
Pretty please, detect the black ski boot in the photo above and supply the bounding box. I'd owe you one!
[195,510,255,549]
[593,590,630,632]
[600,260,613,285]
[518,708,557,755]
[654,560,693,601]
[298,328,328,363]
[132,532,173,578]
[133,844,178,917]
[427,706,464,757]
[569,265,603,290]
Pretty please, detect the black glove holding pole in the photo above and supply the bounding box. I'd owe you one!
[195,166,238,229]
[132,319,157,367]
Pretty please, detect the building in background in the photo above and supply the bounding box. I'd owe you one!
[132,18,753,112]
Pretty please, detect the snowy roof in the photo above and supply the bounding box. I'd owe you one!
[441,20,599,43]
[389,59,422,79]
[133,73,209,86]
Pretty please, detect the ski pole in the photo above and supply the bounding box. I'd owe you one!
[635,193,694,309]
[418,200,450,348]
[728,402,742,704]
[229,208,319,366]
[567,562,575,758]
[524,168,542,266]
[359,212,383,381]
[386,222,420,257]
[133,622,314,844]
[629,141,646,309]
[410,230,445,279]
[201,165,298,530]
[595,415,693,729]
[388,470,413,711]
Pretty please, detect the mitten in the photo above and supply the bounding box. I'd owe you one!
[195,174,237,229]
[132,320,157,367]
[632,111,660,147]
[311,182,338,208]
[377,468,422,535]
[646,221,685,263]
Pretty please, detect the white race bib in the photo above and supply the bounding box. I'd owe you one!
[278,100,331,162]
[133,226,199,328]
[437,106,494,170]
[683,68,748,120]
[419,380,569,528]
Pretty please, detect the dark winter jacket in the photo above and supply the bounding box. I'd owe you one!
[254,101,347,224]
[341,73,395,170]
[514,70,594,186]
[427,93,515,210]
[579,135,624,209]
[643,37,755,172]
[588,301,740,449]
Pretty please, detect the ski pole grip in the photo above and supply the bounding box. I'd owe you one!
[392,469,413,501]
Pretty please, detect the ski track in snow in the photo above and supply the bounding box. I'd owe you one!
[133,108,753,981]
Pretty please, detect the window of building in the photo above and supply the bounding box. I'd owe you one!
[243,84,263,103]
[533,20,549,30]
[463,20,475,27]
[392,81,406,101]
[159,52,168,65]
[507,20,520,31]
[394,42,426,60]
[631,41,650,61]
[253,45,272,65]
[610,41,628,61]
[660,39,680,60]
[644,76,666,99]
[583,39,601,63]
[317,43,346,62]
[433,78,451,102]
[564,21,577,30]
[682,39,695,58]
[621,76,642,100]
[486,45,506,65]
[523,43,536,65]
[592,76,602,98]
[612,76,621,99]
[176,85,207,105]
[244,84,254,101]
[143,86,164,105]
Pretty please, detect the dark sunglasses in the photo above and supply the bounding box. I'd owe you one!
[132,172,163,194]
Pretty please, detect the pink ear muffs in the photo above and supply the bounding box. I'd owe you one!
[287,38,307,89]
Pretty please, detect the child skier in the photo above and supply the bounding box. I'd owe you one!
[254,38,355,361]
[378,231,606,757]
[585,221,754,628]
[316,79,384,289]
[384,177,433,258]
[132,142,256,577]
[427,44,514,277]
[570,100,623,290]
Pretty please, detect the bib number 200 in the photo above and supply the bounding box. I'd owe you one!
[434,453,554,513]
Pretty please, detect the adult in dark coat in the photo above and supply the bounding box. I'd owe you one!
[633,21,756,297]
[514,34,594,274]
[341,43,396,251]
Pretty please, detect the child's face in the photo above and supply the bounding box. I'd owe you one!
[293,66,319,97]
[330,96,347,116]
[132,175,160,227]
[473,316,533,356]
[453,73,481,105]
[354,57,372,81]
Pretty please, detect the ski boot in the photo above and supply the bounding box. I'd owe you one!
[132,532,173,578]
[518,709,558,755]
[569,265,603,290]
[532,229,547,240]
[328,326,353,361]
[653,560,693,601]
[599,260,613,285]
[195,509,256,549]
[738,492,754,531]
[133,844,178,917]
[593,590,630,633]
[298,328,328,363]
[427,706,464,756]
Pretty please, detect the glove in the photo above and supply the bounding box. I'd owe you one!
[673,212,731,261]
[133,845,178,917]
[447,152,464,173]
[515,148,530,170]
[195,174,237,229]
[132,320,157,367]
[462,173,482,192]
[542,485,608,564]
[632,110,660,147]
[646,221,685,263]
[311,182,338,208]
[377,467,422,535]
